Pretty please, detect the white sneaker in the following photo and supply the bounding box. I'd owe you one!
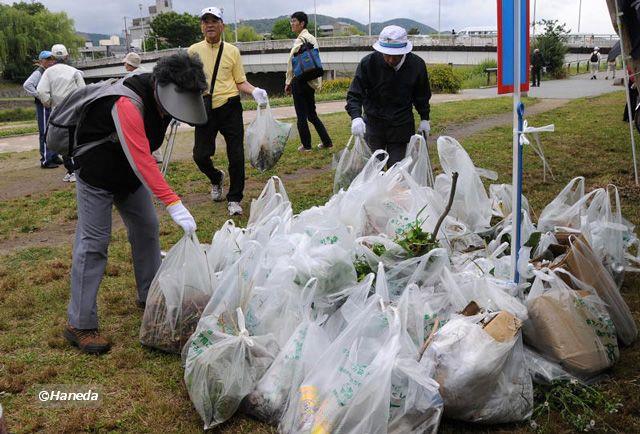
[63,173,76,182]
[210,172,225,202]
[228,201,242,216]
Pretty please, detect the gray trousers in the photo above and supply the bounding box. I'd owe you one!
[68,177,161,329]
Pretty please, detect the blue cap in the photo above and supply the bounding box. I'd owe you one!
[38,50,53,60]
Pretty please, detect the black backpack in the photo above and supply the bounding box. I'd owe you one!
[590,52,599,63]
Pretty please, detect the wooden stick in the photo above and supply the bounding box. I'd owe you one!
[431,171,459,242]
[417,317,440,362]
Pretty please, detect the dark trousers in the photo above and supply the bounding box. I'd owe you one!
[623,83,638,122]
[193,95,245,202]
[291,79,332,149]
[35,100,57,164]
[531,67,542,86]
[365,119,415,168]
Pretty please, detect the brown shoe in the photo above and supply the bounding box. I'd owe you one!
[63,324,111,355]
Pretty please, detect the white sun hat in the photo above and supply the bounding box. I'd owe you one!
[373,25,413,55]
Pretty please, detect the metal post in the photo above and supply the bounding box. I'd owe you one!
[123,16,129,50]
[234,0,238,43]
[314,0,317,37]
[438,0,441,36]
[511,0,523,283]
[614,0,639,185]
[532,0,537,40]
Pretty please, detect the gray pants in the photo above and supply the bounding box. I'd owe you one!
[68,177,161,329]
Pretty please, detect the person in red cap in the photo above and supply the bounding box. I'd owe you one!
[346,25,432,168]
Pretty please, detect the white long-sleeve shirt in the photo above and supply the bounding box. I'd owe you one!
[36,63,86,108]
[286,28,322,90]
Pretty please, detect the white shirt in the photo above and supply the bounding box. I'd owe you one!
[36,63,86,108]
[394,54,407,72]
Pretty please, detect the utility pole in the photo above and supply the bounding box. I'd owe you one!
[139,3,146,53]
[368,0,372,36]
[314,0,317,37]
[123,16,129,51]
[577,0,583,34]
[233,0,238,43]
[438,0,441,36]
[532,0,537,40]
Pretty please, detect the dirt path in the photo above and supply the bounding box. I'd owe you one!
[0,98,572,254]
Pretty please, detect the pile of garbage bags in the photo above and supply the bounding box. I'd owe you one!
[139,134,638,432]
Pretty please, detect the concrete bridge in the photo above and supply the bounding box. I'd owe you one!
[74,34,619,94]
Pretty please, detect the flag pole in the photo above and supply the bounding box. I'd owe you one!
[511,0,524,283]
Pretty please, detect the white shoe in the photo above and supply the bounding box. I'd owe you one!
[228,201,242,216]
[63,173,76,182]
[210,172,225,202]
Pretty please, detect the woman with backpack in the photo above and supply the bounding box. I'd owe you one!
[590,47,601,80]
[285,11,333,152]
[61,52,207,355]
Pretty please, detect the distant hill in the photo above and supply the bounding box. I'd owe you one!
[239,14,436,35]
[76,32,113,46]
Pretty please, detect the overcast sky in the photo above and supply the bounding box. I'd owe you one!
[17,0,616,35]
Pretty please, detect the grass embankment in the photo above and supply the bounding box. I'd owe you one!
[0,92,637,433]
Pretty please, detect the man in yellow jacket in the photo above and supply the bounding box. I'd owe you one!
[188,6,268,216]
[285,11,333,152]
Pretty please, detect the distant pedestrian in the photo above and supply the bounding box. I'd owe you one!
[589,47,601,80]
[531,48,543,87]
[605,59,617,80]
[285,11,333,152]
[346,25,432,168]
[23,50,60,168]
[123,52,147,76]
[37,44,86,182]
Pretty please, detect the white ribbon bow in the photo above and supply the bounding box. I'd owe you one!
[518,120,555,182]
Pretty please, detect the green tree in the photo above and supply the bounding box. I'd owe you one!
[408,27,420,35]
[0,3,83,82]
[149,12,201,48]
[236,25,262,42]
[271,18,295,40]
[532,19,569,78]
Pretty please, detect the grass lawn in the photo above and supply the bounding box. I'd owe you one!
[0,92,638,433]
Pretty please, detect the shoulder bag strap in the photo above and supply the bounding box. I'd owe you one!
[209,41,225,96]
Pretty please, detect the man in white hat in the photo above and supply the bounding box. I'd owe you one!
[346,25,431,167]
[123,52,146,75]
[37,43,86,182]
[188,6,269,217]
[589,47,601,80]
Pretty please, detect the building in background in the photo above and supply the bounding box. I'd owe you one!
[127,0,173,50]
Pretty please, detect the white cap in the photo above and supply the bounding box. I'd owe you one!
[200,6,223,20]
[373,26,413,55]
[594,46,600,51]
[124,52,141,68]
[51,44,68,59]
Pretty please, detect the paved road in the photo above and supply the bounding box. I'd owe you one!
[0,73,622,154]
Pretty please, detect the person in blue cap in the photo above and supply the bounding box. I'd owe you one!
[23,50,60,168]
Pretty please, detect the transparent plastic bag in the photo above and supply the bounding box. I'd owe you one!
[523,269,619,378]
[247,176,292,229]
[489,183,530,219]
[140,232,213,353]
[404,133,434,187]
[245,102,292,172]
[524,346,575,385]
[538,176,585,231]
[184,308,279,429]
[280,294,402,434]
[435,136,492,231]
[207,220,247,274]
[243,281,330,425]
[404,284,453,350]
[333,135,374,193]
[425,314,533,423]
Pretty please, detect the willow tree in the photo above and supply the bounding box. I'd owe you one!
[0,2,83,82]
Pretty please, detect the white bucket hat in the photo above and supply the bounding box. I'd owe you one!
[123,52,141,68]
[373,25,413,55]
[200,6,223,20]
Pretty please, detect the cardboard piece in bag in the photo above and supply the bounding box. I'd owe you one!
[483,311,523,343]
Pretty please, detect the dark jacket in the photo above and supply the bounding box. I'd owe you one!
[75,73,171,193]
[531,51,544,69]
[621,0,640,60]
[346,52,431,126]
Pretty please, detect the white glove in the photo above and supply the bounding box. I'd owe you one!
[167,201,196,234]
[351,117,366,136]
[418,119,431,135]
[251,87,268,106]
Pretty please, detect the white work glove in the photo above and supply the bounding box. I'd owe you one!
[418,119,431,135]
[167,201,196,234]
[251,87,268,106]
[351,117,366,136]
